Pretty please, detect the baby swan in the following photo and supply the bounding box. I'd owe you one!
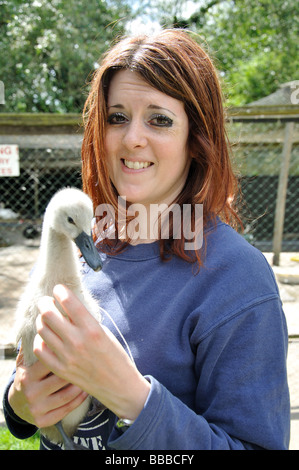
[14,187,102,450]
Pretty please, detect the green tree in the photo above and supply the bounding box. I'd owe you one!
[196,0,299,105]
[0,0,131,112]
[142,0,299,105]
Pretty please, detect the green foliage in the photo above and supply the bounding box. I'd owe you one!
[1,0,298,109]
[199,0,299,105]
[0,426,40,450]
[0,0,131,113]
[142,0,299,105]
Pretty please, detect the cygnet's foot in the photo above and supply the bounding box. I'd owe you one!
[55,421,89,451]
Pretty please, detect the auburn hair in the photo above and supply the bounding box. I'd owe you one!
[81,29,242,267]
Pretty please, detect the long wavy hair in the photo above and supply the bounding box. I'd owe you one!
[81,29,242,267]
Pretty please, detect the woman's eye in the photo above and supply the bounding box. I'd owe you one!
[149,114,173,127]
[107,112,127,125]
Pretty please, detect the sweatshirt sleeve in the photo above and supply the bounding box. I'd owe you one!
[108,296,290,450]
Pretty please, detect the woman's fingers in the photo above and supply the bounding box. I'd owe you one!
[34,293,76,371]
[34,389,89,429]
[36,295,71,340]
[9,357,88,429]
[52,284,98,330]
[46,384,89,415]
[34,285,103,381]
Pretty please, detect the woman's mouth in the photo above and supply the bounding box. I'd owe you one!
[122,159,153,170]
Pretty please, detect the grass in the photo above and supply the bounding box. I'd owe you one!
[0,426,40,450]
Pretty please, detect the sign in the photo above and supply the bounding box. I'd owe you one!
[0,145,20,176]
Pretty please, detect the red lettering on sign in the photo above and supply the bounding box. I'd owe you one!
[0,168,12,175]
[0,146,12,155]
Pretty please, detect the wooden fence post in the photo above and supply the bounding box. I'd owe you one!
[272,121,295,265]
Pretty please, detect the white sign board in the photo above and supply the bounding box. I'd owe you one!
[0,145,20,176]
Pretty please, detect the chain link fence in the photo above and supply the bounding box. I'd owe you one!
[0,130,82,246]
[0,114,298,257]
[229,118,299,255]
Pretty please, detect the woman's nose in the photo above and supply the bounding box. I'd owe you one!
[122,120,148,149]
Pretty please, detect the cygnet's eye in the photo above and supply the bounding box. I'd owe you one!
[67,216,75,225]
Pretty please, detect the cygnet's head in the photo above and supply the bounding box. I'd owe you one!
[46,188,93,238]
[45,188,102,271]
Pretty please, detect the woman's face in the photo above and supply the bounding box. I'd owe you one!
[105,70,190,208]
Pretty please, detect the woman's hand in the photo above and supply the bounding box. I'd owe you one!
[34,284,150,421]
[8,348,88,428]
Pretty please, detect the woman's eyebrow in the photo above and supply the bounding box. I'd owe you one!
[108,103,176,117]
[108,104,125,109]
[147,104,176,117]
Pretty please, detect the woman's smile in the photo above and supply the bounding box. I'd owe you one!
[121,159,153,171]
[105,70,191,207]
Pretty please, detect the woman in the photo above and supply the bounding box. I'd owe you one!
[3,29,290,450]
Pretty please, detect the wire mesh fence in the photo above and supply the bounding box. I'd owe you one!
[0,115,298,255]
[229,119,299,253]
[0,148,82,219]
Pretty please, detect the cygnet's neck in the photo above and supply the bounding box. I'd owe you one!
[38,226,81,289]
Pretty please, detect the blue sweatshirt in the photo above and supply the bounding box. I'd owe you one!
[3,221,290,450]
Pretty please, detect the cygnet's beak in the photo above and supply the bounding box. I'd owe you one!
[74,232,102,271]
